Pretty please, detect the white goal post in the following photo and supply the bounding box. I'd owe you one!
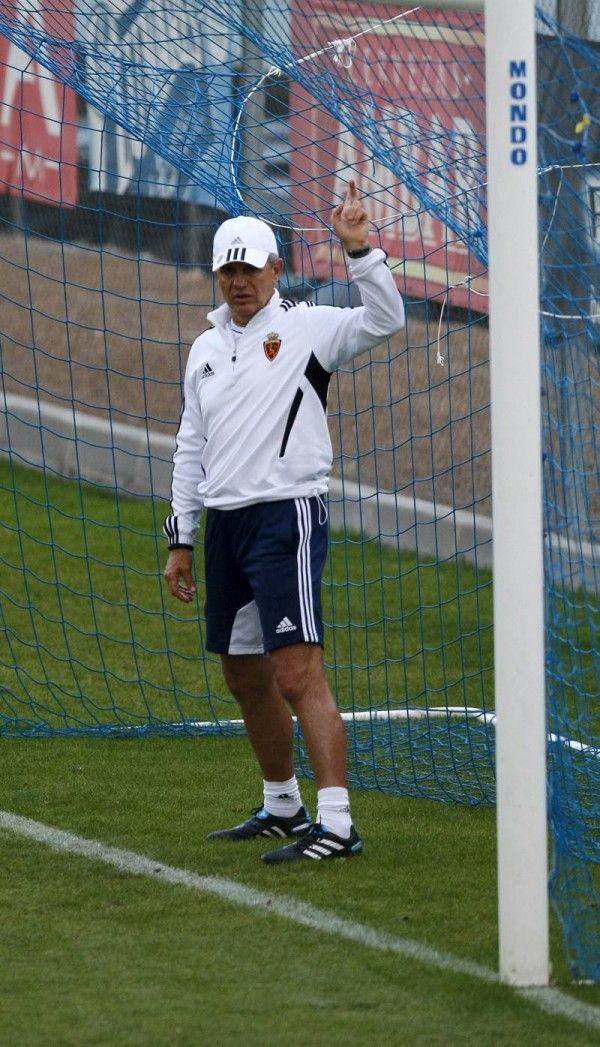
[484,0,549,987]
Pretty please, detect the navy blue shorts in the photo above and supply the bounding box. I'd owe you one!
[204,496,328,655]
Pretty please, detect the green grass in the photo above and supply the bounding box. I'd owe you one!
[2,734,600,1047]
[0,457,496,800]
[0,458,494,729]
[1,459,599,1040]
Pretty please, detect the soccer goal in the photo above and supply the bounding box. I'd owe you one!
[0,0,598,985]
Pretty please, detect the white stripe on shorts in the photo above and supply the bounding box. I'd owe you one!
[295,497,319,643]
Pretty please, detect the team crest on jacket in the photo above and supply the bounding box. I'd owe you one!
[263,331,282,361]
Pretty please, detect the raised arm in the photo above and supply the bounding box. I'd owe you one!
[309,181,405,370]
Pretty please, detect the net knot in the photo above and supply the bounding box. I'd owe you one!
[329,37,356,69]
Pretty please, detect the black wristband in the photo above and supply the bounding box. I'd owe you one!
[168,543,194,551]
[346,246,371,259]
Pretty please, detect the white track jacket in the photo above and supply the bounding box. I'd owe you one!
[164,248,405,547]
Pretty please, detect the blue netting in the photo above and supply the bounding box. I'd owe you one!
[0,1,598,979]
[0,1,488,253]
[536,10,600,982]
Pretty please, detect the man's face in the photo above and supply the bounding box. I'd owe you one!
[216,259,283,326]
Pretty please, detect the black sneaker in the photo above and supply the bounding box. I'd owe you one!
[261,823,363,863]
[207,805,312,841]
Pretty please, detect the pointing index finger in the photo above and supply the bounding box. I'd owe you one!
[346,179,358,201]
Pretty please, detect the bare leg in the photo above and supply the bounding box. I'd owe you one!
[220,653,294,782]
[269,643,346,788]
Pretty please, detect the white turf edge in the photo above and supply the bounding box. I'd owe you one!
[186,707,600,760]
[1,810,599,1032]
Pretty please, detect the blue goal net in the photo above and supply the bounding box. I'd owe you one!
[0,1,598,980]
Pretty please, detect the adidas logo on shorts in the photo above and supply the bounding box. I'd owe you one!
[275,616,297,634]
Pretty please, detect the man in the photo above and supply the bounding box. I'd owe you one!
[163,181,405,863]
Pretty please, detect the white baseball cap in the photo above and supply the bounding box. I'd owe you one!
[212,215,278,271]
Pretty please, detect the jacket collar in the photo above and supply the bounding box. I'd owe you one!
[207,289,282,332]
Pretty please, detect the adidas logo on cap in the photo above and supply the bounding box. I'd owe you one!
[212,215,278,272]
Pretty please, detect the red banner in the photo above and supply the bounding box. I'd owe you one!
[289,2,487,307]
[0,0,78,205]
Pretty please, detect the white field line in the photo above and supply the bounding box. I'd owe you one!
[1,810,599,1032]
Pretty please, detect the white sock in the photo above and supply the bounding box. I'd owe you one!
[263,776,303,817]
[317,786,352,839]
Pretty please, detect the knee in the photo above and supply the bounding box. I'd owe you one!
[271,647,327,707]
[272,661,307,706]
[222,664,246,702]
[221,656,271,706]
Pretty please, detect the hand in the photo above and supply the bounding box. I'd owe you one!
[163,547,197,604]
[331,180,370,253]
